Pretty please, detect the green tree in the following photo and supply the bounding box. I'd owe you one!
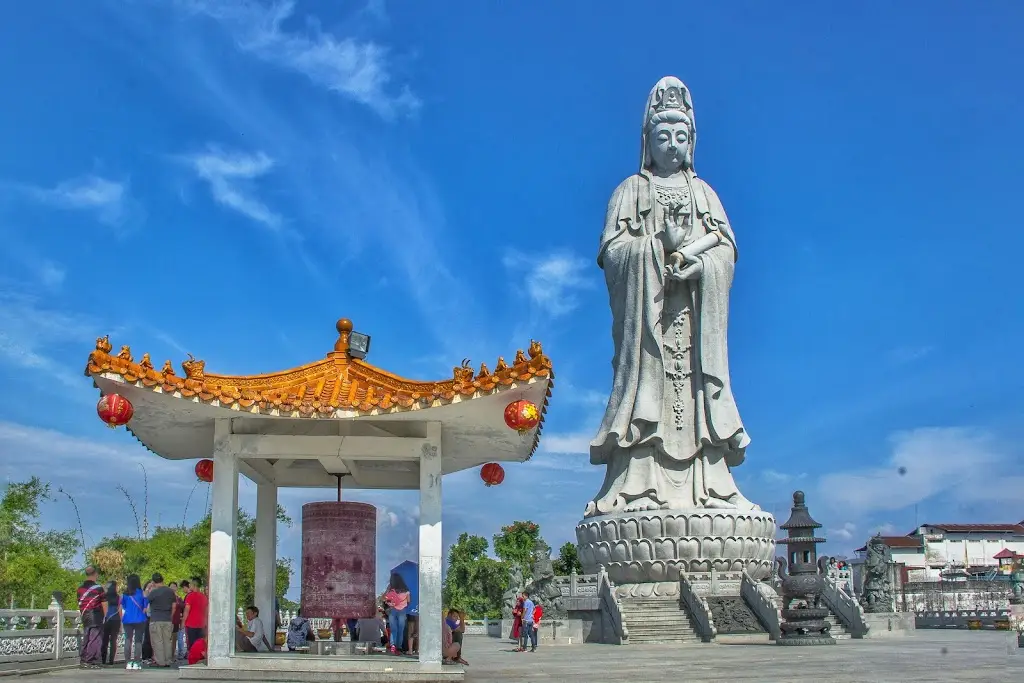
[0,478,82,608]
[493,520,541,577]
[94,505,293,609]
[442,533,507,619]
[552,541,583,576]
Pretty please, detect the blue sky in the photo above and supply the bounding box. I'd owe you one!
[1,1,1023,596]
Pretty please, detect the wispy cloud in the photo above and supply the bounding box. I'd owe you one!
[176,0,418,119]
[817,427,1024,515]
[828,521,857,541]
[150,30,486,358]
[887,345,934,365]
[503,252,593,318]
[36,261,66,289]
[182,147,282,229]
[0,421,187,487]
[761,469,807,485]
[8,174,136,228]
[0,293,101,391]
[540,431,592,455]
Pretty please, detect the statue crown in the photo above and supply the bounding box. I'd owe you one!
[654,86,688,114]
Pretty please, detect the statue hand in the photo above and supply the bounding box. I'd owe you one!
[664,211,688,251]
[665,251,702,281]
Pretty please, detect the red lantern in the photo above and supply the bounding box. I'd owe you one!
[195,459,214,483]
[480,462,505,487]
[96,393,134,429]
[503,400,540,434]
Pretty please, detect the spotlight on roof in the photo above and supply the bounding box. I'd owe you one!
[349,331,371,360]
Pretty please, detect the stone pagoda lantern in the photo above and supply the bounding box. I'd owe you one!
[775,491,835,645]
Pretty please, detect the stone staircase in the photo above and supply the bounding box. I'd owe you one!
[825,610,852,640]
[618,597,701,644]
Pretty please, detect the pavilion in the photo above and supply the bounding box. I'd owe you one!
[84,318,553,681]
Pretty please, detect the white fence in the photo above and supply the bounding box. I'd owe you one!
[0,596,83,670]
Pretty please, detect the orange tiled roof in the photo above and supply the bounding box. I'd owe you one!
[85,318,554,450]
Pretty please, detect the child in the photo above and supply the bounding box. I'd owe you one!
[186,637,206,665]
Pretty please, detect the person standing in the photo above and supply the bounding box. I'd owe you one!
[100,581,121,666]
[382,573,411,656]
[517,591,535,653]
[182,577,208,651]
[169,582,184,661]
[510,593,525,643]
[147,573,177,667]
[141,580,154,664]
[76,566,107,669]
[121,574,148,670]
[529,601,543,652]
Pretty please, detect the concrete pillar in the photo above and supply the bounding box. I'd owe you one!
[418,422,443,666]
[255,482,278,644]
[208,418,239,667]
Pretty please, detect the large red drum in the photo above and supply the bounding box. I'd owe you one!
[300,502,377,619]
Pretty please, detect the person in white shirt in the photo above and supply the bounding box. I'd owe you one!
[237,606,270,652]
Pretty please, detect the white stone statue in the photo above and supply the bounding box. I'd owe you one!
[575,78,775,591]
[584,76,756,518]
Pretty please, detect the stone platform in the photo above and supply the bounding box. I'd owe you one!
[17,631,1023,681]
[864,611,916,637]
[179,653,463,683]
[575,509,776,586]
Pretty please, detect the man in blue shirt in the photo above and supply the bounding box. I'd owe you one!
[518,592,536,652]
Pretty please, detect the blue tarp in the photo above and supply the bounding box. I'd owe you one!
[391,560,419,616]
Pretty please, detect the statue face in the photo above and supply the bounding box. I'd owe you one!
[647,121,690,174]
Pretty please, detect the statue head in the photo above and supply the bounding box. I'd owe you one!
[641,76,696,175]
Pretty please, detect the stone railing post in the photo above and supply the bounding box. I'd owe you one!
[51,593,65,662]
[570,570,578,597]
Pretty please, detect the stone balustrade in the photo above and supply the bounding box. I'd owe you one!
[820,575,869,638]
[0,596,83,672]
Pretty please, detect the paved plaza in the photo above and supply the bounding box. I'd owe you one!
[15,631,1024,682]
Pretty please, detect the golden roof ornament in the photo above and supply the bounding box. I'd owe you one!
[81,316,553,459]
[182,354,205,380]
[453,358,473,384]
[334,318,353,354]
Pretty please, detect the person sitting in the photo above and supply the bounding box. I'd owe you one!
[442,615,468,666]
[186,637,206,666]
[355,613,386,654]
[235,606,271,652]
[286,610,313,651]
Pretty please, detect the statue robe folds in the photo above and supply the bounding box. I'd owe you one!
[587,170,751,516]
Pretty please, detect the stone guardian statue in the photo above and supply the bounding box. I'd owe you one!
[575,77,776,592]
[861,535,895,613]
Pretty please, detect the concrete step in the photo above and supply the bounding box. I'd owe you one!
[626,629,699,639]
[626,632,700,642]
[824,613,852,639]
